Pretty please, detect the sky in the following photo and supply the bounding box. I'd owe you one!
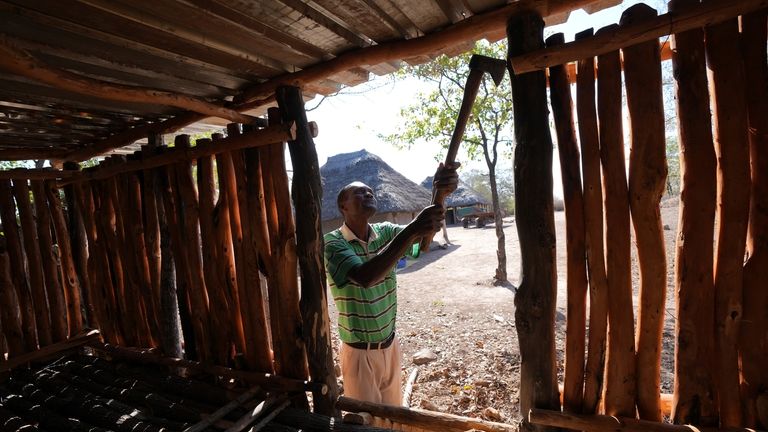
[298,0,668,194]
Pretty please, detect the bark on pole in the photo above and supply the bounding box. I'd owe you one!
[575,28,609,415]
[0,239,24,356]
[62,162,90,330]
[30,179,68,342]
[596,24,636,418]
[546,33,587,415]
[507,12,560,431]
[13,178,53,347]
[45,180,83,334]
[705,7,751,428]
[0,179,38,351]
[621,4,668,422]
[739,9,768,428]
[277,85,340,415]
[669,0,717,425]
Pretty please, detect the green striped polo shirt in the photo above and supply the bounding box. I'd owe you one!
[324,222,414,344]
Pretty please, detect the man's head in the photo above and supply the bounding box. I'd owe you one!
[337,181,377,222]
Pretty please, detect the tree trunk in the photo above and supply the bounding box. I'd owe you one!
[487,163,507,284]
[668,0,717,426]
[507,11,560,431]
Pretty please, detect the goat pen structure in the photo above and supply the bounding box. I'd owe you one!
[0,0,767,431]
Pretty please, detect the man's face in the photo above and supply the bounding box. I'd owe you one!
[339,182,377,220]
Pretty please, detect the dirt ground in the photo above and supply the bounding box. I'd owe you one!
[327,200,681,426]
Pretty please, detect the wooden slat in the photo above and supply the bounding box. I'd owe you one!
[276,0,372,48]
[596,26,635,418]
[507,12,560,428]
[621,4,667,422]
[30,179,68,342]
[574,28,609,415]
[740,9,768,428]
[509,0,768,74]
[0,237,24,357]
[185,386,262,432]
[0,179,37,351]
[62,164,91,331]
[547,33,587,415]
[706,7,751,428]
[0,329,101,372]
[277,86,338,415]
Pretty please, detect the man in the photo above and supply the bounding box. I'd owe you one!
[324,162,459,405]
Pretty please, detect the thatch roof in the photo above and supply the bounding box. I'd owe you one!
[320,149,430,221]
[421,176,489,208]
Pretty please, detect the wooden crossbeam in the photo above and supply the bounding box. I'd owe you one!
[0,35,257,124]
[510,0,768,74]
[0,329,101,372]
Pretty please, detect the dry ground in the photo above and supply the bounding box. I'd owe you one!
[328,200,680,426]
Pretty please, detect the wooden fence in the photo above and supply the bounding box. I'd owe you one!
[524,3,768,430]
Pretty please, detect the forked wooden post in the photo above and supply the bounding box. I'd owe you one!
[669,0,717,425]
[705,5,751,427]
[546,33,587,415]
[596,24,636,418]
[739,9,768,428]
[574,28,609,415]
[507,12,560,431]
[621,4,667,422]
[277,85,339,415]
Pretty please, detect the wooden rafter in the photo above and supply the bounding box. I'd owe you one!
[510,0,768,74]
[60,0,608,162]
[434,0,474,23]
[0,36,256,124]
[276,0,373,48]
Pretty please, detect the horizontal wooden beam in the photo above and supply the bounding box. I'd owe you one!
[233,0,605,106]
[337,396,517,432]
[59,121,295,186]
[90,342,326,395]
[0,329,102,372]
[559,40,673,83]
[0,168,77,180]
[0,147,70,161]
[528,409,763,432]
[0,35,256,124]
[510,0,768,74]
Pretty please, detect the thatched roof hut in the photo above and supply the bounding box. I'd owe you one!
[320,149,430,232]
[421,176,490,225]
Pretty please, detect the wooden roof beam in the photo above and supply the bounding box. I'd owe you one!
[0,36,257,124]
[63,0,610,162]
[434,0,474,24]
[277,0,374,48]
[509,0,768,74]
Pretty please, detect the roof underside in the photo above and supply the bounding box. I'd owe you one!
[0,0,621,162]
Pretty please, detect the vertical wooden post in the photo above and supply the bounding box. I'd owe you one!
[13,178,53,347]
[507,12,560,430]
[45,181,83,334]
[621,4,667,422]
[224,124,273,372]
[597,24,636,418]
[62,162,90,330]
[739,9,768,428]
[277,85,340,415]
[30,179,68,342]
[545,35,587,415]
[669,0,717,426]
[575,28,609,415]
[0,179,37,351]
[0,239,24,356]
[265,107,309,387]
[142,144,163,338]
[705,7,751,428]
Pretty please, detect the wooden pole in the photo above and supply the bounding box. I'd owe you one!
[0,179,38,351]
[597,25,636,418]
[172,135,214,362]
[45,181,83,334]
[30,180,68,342]
[276,85,339,416]
[739,9,768,428]
[574,28,609,415]
[0,238,24,357]
[13,178,53,347]
[546,34,587,415]
[508,0,768,74]
[62,162,91,330]
[507,12,560,430]
[264,107,309,387]
[668,0,717,426]
[705,5,751,428]
[196,139,236,366]
[621,4,668,422]
[529,408,763,432]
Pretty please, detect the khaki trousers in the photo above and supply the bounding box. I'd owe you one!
[339,336,402,405]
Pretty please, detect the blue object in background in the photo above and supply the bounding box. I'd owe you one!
[396,257,407,269]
